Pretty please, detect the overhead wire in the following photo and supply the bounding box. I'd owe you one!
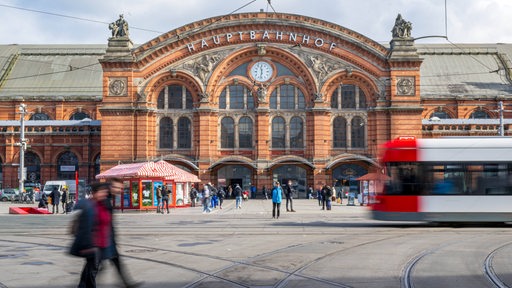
[0,0,259,82]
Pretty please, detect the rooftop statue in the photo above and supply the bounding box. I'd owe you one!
[391,13,412,38]
[109,14,129,38]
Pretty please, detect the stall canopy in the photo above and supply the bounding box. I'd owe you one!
[96,161,200,182]
[96,162,161,179]
[155,160,200,183]
[356,173,390,181]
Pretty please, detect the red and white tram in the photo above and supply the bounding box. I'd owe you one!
[371,137,512,222]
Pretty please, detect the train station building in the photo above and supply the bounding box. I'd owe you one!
[1,12,512,197]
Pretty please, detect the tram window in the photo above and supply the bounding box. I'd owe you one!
[385,163,422,195]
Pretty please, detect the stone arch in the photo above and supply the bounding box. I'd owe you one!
[424,107,455,119]
[209,156,257,170]
[267,78,310,106]
[269,155,315,169]
[143,71,203,105]
[216,78,257,109]
[67,109,93,120]
[322,70,382,106]
[325,153,379,170]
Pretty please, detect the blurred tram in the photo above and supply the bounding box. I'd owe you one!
[371,137,512,222]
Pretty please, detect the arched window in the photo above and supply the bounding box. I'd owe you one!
[290,117,304,148]
[270,85,305,109]
[333,117,347,148]
[229,85,245,109]
[57,151,78,180]
[431,111,451,119]
[331,92,339,109]
[342,85,356,109]
[219,90,227,109]
[69,112,90,120]
[219,85,254,110]
[159,117,173,149]
[331,84,367,109]
[157,85,193,110]
[470,110,490,119]
[30,113,50,120]
[25,151,41,183]
[272,117,286,149]
[351,117,365,148]
[239,116,253,149]
[221,117,235,148]
[177,117,191,149]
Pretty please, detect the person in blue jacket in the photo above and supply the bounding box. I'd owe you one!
[272,181,283,219]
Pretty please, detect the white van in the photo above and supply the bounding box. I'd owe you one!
[43,180,86,201]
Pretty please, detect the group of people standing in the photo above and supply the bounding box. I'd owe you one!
[69,178,141,288]
[37,186,70,214]
[155,185,171,214]
[271,180,296,219]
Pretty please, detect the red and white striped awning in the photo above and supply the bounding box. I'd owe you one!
[96,161,200,183]
[96,162,162,179]
[155,160,200,183]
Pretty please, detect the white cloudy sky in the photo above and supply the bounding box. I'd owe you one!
[0,0,510,45]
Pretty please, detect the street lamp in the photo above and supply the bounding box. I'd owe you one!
[17,104,28,194]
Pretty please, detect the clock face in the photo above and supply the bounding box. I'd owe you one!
[250,61,273,82]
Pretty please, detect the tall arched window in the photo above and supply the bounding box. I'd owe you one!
[30,113,50,120]
[470,110,490,119]
[270,85,305,109]
[333,117,347,148]
[157,85,193,110]
[25,151,41,183]
[290,117,304,148]
[177,117,191,149]
[57,151,78,180]
[221,117,235,148]
[342,85,356,109]
[239,116,253,149]
[331,84,367,109]
[159,117,173,149]
[69,112,90,120]
[272,117,286,149]
[219,85,254,110]
[351,117,365,148]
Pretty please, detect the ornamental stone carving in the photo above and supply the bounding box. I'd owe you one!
[297,52,342,83]
[108,78,127,96]
[391,13,412,39]
[109,14,129,38]
[396,77,415,96]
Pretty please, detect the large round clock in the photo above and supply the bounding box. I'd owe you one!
[250,61,273,82]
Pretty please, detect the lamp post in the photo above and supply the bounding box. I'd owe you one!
[17,104,28,194]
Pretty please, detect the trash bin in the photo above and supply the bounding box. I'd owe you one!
[347,192,355,206]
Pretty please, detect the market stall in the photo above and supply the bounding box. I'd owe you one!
[96,161,200,211]
[356,172,390,206]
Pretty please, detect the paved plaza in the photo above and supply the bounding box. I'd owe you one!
[0,199,374,288]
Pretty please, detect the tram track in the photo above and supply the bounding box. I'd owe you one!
[401,235,512,288]
[0,231,410,288]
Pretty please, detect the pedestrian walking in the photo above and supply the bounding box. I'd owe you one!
[156,186,162,213]
[218,186,225,209]
[70,182,112,288]
[49,186,61,214]
[285,181,296,212]
[189,184,198,207]
[61,188,68,214]
[106,178,142,288]
[234,184,243,209]
[262,186,268,200]
[161,185,170,214]
[272,181,283,219]
[202,184,211,213]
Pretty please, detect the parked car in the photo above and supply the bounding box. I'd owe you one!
[0,188,20,202]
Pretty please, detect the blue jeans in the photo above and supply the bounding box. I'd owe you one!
[202,196,211,212]
[235,196,242,209]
